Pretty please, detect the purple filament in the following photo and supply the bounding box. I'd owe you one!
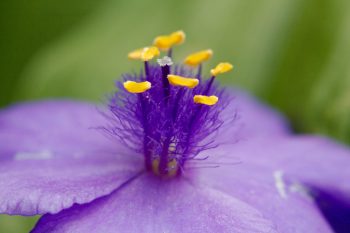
[202,76,215,95]
[196,64,202,80]
[144,61,150,79]
[161,65,171,100]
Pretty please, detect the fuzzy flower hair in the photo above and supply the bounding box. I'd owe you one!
[105,60,232,176]
[101,32,235,177]
[0,30,349,233]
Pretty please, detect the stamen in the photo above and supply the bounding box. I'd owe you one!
[196,64,202,80]
[111,30,234,178]
[159,137,171,175]
[144,61,150,79]
[193,95,219,106]
[128,47,160,61]
[167,159,179,177]
[123,81,151,93]
[158,56,173,100]
[184,49,213,66]
[170,30,186,45]
[128,48,144,60]
[204,62,234,95]
[151,158,179,177]
[141,46,160,61]
[172,88,184,121]
[167,75,199,88]
[157,56,173,66]
[210,62,233,76]
[152,159,161,176]
[123,80,152,169]
[153,36,171,51]
[203,76,215,95]
[139,95,152,170]
[153,30,186,51]
[184,50,213,81]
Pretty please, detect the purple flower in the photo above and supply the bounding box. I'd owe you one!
[1,31,350,233]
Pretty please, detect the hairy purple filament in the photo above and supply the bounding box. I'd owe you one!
[139,94,152,170]
[106,59,231,177]
[144,61,150,79]
[196,64,202,80]
[203,76,215,95]
[161,65,171,101]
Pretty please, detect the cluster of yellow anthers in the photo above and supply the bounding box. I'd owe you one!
[124,30,233,106]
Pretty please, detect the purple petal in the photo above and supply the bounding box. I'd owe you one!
[184,88,290,150]
[32,174,277,233]
[0,101,143,215]
[196,136,350,232]
[212,89,290,147]
[227,89,290,138]
[0,100,118,159]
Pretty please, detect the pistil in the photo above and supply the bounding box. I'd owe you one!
[158,56,173,101]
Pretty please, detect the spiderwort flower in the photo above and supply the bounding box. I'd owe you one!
[0,31,350,233]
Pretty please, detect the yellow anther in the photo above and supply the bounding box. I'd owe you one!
[151,158,178,177]
[152,159,160,176]
[184,49,213,66]
[167,75,199,88]
[123,81,151,94]
[153,36,171,50]
[170,30,186,45]
[153,30,186,50]
[193,95,219,106]
[210,62,233,76]
[167,159,178,177]
[128,48,144,60]
[141,46,160,61]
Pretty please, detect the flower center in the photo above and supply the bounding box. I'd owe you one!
[106,30,234,178]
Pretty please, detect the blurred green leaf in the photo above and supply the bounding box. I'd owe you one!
[0,215,39,233]
[263,0,348,132]
[305,2,350,143]
[14,0,303,102]
[0,0,106,231]
[0,0,106,107]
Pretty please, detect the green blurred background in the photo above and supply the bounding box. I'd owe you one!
[1,0,350,231]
